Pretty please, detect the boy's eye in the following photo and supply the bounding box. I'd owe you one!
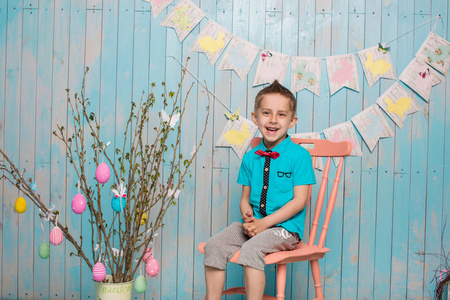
[262,111,270,115]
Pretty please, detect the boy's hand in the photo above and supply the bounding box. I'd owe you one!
[242,218,269,237]
[242,211,254,223]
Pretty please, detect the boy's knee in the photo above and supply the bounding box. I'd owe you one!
[203,238,228,270]
[239,243,265,271]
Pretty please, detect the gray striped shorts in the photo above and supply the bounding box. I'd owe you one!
[203,222,300,271]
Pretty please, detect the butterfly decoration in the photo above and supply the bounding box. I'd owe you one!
[161,109,181,128]
[261,51,273,61]
[378,43,390,54]
[419,68,430,78]
[224,107,240,121]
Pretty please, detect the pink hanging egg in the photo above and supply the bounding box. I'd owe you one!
[143,247,152,263]
[49,227,64,246]
[146,257,160,277]
[95,162,110,184]
[71,193,86,214]
[92,262,106,281]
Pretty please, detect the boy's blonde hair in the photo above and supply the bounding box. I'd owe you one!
[254,80,297,114]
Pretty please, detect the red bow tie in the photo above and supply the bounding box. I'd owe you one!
[255,150,280,159]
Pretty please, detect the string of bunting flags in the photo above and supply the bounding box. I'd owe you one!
[145,0,449,161]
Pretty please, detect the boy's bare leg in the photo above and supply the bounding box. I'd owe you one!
[244,266,265,300]
[205,266,226,300]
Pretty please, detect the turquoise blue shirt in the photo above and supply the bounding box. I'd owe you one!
[237,136,316,239]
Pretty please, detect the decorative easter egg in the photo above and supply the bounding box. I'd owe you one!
[49,227,64,246]
[71,193,87,214]
[95,162,110,184]
[146,257,160,277]
[14,197,27,214]
[38,242,50,259]
[92,262,106,282]
[140,212,147,225]
[134,275,147,293]
[111,196,126,213]
[143,247,152,263]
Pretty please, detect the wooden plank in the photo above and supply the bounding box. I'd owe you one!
[147,4,167,299]
[356,1,381,298]
[23,0,39,9]
[0,1,6,297]
[18,8,38,299]
[309,11,331,299]
[322,1,349,299]
[390,0,414,298]
[406,12,431,300]
[66,0,86,298]
[160,0,182,297]
[423,1,448,298]
[135,0,151,11]
[1,1,23,298]
[87,0,102,10]
[340,12,364,300]
[373,1,398,298]
[49,0,70,298]
[33,0,54,298]
[316,0,332,13]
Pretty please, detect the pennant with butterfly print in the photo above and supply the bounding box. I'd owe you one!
[253,50,291,86]
[351,105,394,152]
[375,82,421,129]
[160,0,205,42]
[215,116,258,159]
[325,54,360,96]
[290,132,324,170]
[416,32,450,76]
[290,56,321,96]
[190,20,233,66]
[143,0,174,18]
[218,36,259,81]
[323,121,362,166]
[358,44,397,88]
[399,57,444,102]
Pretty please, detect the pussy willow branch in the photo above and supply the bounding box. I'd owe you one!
[0,149,93,270]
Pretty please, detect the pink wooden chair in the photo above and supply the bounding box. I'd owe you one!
[198,138,352,300]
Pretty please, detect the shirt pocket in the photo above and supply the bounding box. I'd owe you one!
[275,171,293,193]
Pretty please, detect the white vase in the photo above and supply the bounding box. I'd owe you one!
[95,275,134,300]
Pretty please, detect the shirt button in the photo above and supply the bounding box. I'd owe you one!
[265,168,268,172]
[263,186,267,189]
[261,204,265,207]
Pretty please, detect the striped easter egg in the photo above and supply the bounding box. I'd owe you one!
[92,262,106,281]
[49,227,64,246]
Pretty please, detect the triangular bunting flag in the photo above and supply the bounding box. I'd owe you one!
[358,44,396,88]
[351,105,394,152]
[160,0,205,42]
[215,116,258,159]
[218,36,259,81]
[190,20,233,66]
[253,50,290,86]
[326,54,360,95]
[290,132,324,170]
[376,82,421,129]
[399,57,445,102]
[290,56,321,96]
[144,0,174,18]
[323,121,362,166]
[416,31,450,76]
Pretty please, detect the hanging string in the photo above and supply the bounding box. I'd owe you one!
[385,15,444,45]
[166,55,233,113]
[39,205,55,243]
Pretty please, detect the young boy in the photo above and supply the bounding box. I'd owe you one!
[203,80,316,300]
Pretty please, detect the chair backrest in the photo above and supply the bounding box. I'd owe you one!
[250,137,352,248]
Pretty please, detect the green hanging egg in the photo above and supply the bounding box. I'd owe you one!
[39,242,50,259]
[134,275,147,294]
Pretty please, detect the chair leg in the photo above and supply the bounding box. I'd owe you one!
[310,259,324,300]
[275,263,287,300]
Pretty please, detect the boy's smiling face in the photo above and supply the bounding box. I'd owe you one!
[251,93,298,150]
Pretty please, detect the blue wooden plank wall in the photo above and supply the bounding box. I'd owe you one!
[0,0,449,299]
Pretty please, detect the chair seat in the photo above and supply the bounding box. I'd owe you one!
[198,241,329,266]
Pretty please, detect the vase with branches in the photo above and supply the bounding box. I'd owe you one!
[0,63,209,290]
